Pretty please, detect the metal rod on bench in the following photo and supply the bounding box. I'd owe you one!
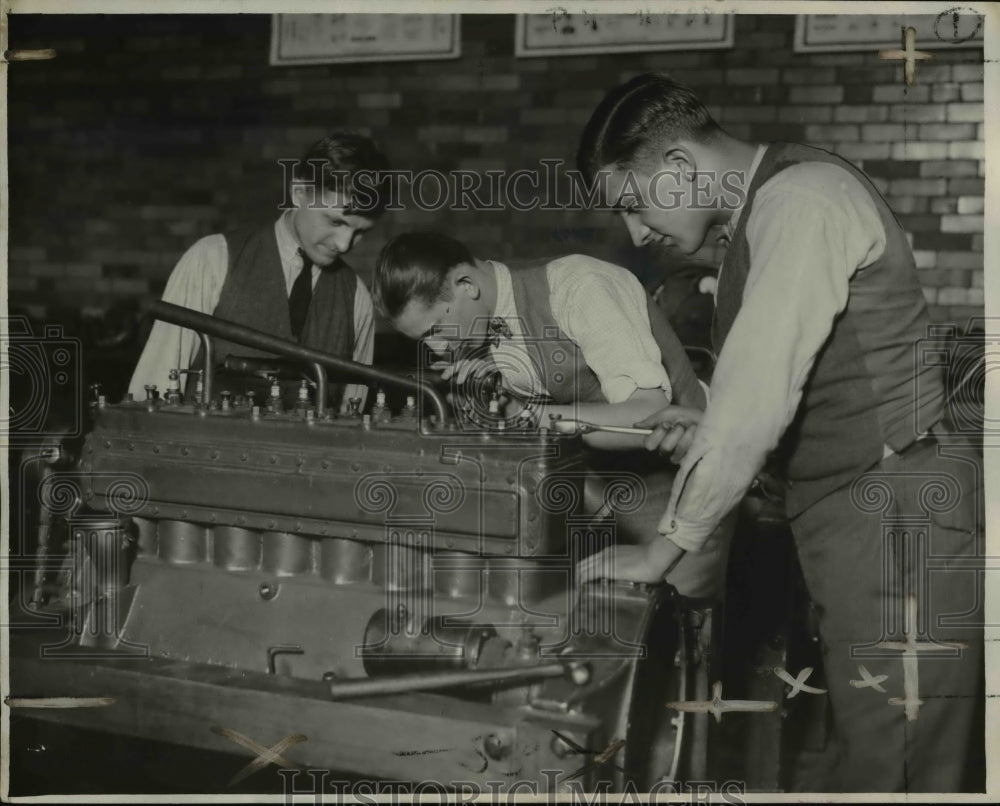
[148,300,449,424]
[327,660,589,700]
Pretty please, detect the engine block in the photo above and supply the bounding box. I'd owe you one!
[82,399,599,676]
[10,305,711,794]
[13,393,704,794]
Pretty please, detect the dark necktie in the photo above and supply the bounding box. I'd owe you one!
[289,249,313,341]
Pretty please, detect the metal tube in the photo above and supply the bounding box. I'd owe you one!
[310,362,328,417]
[30,445,74,608]
[197,332,214,409]
[29,464,54,608]
[327,662,570,700]
[148,300,448,424]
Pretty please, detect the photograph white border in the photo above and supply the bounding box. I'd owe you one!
[0,1,996,802]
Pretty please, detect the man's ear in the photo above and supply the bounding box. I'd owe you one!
[450,264,481,300]
[289,182,324,210]
[662,145,697,182]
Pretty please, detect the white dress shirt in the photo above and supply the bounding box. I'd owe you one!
[662,148,888,551]
[128,212,374,409]
[488,256,673,404]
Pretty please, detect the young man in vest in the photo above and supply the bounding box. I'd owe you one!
[128,132,389,412]
[372,230,732,599]
[575,73,983,792]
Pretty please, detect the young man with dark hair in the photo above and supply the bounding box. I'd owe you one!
[575,73,983,792]
[373,230,733,599]
[129,132,390,411]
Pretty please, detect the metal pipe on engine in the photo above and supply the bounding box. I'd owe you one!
[309,362,328,418]
[147,300,449,424]
[196,332,214,409]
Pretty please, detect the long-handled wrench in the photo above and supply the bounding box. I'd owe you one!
[548,417,654,437]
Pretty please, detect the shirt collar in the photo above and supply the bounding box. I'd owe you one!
[489,260,517,324]
[723,143,769,241]
[275,211,307,272]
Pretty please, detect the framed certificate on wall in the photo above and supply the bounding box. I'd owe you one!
[794,12,984,52]
[270,14,461,65]
[515,12,734,57]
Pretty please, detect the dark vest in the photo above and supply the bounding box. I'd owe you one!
[506,257,705,409]
[713,142,945,517]
[186,224,357,410]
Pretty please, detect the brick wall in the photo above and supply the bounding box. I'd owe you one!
[8,13,985,326]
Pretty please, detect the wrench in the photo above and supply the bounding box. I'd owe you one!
[548,417,654,437]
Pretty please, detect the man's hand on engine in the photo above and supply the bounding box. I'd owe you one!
[576,538,685,585]
[635,405,703,464]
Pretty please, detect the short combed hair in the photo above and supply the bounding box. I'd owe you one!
[294,132,391,218]
[576,74,722,185]
[373,232,474,320]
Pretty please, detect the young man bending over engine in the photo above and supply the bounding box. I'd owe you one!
[372,231,731,599]
[574,73,983,792]
[129,132,390,412]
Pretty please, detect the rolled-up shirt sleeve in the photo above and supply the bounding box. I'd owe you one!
[341,278,375,411]
[661,164,886,551]
[550,256,672,404]
[128,235,227,400]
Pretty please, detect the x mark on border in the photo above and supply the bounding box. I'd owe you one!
[211,725,308,786]
[773,666,827,698]
[850,664,889,693]
[551,730,626,783]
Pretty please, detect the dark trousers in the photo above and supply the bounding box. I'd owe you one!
[789,439,985,792]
